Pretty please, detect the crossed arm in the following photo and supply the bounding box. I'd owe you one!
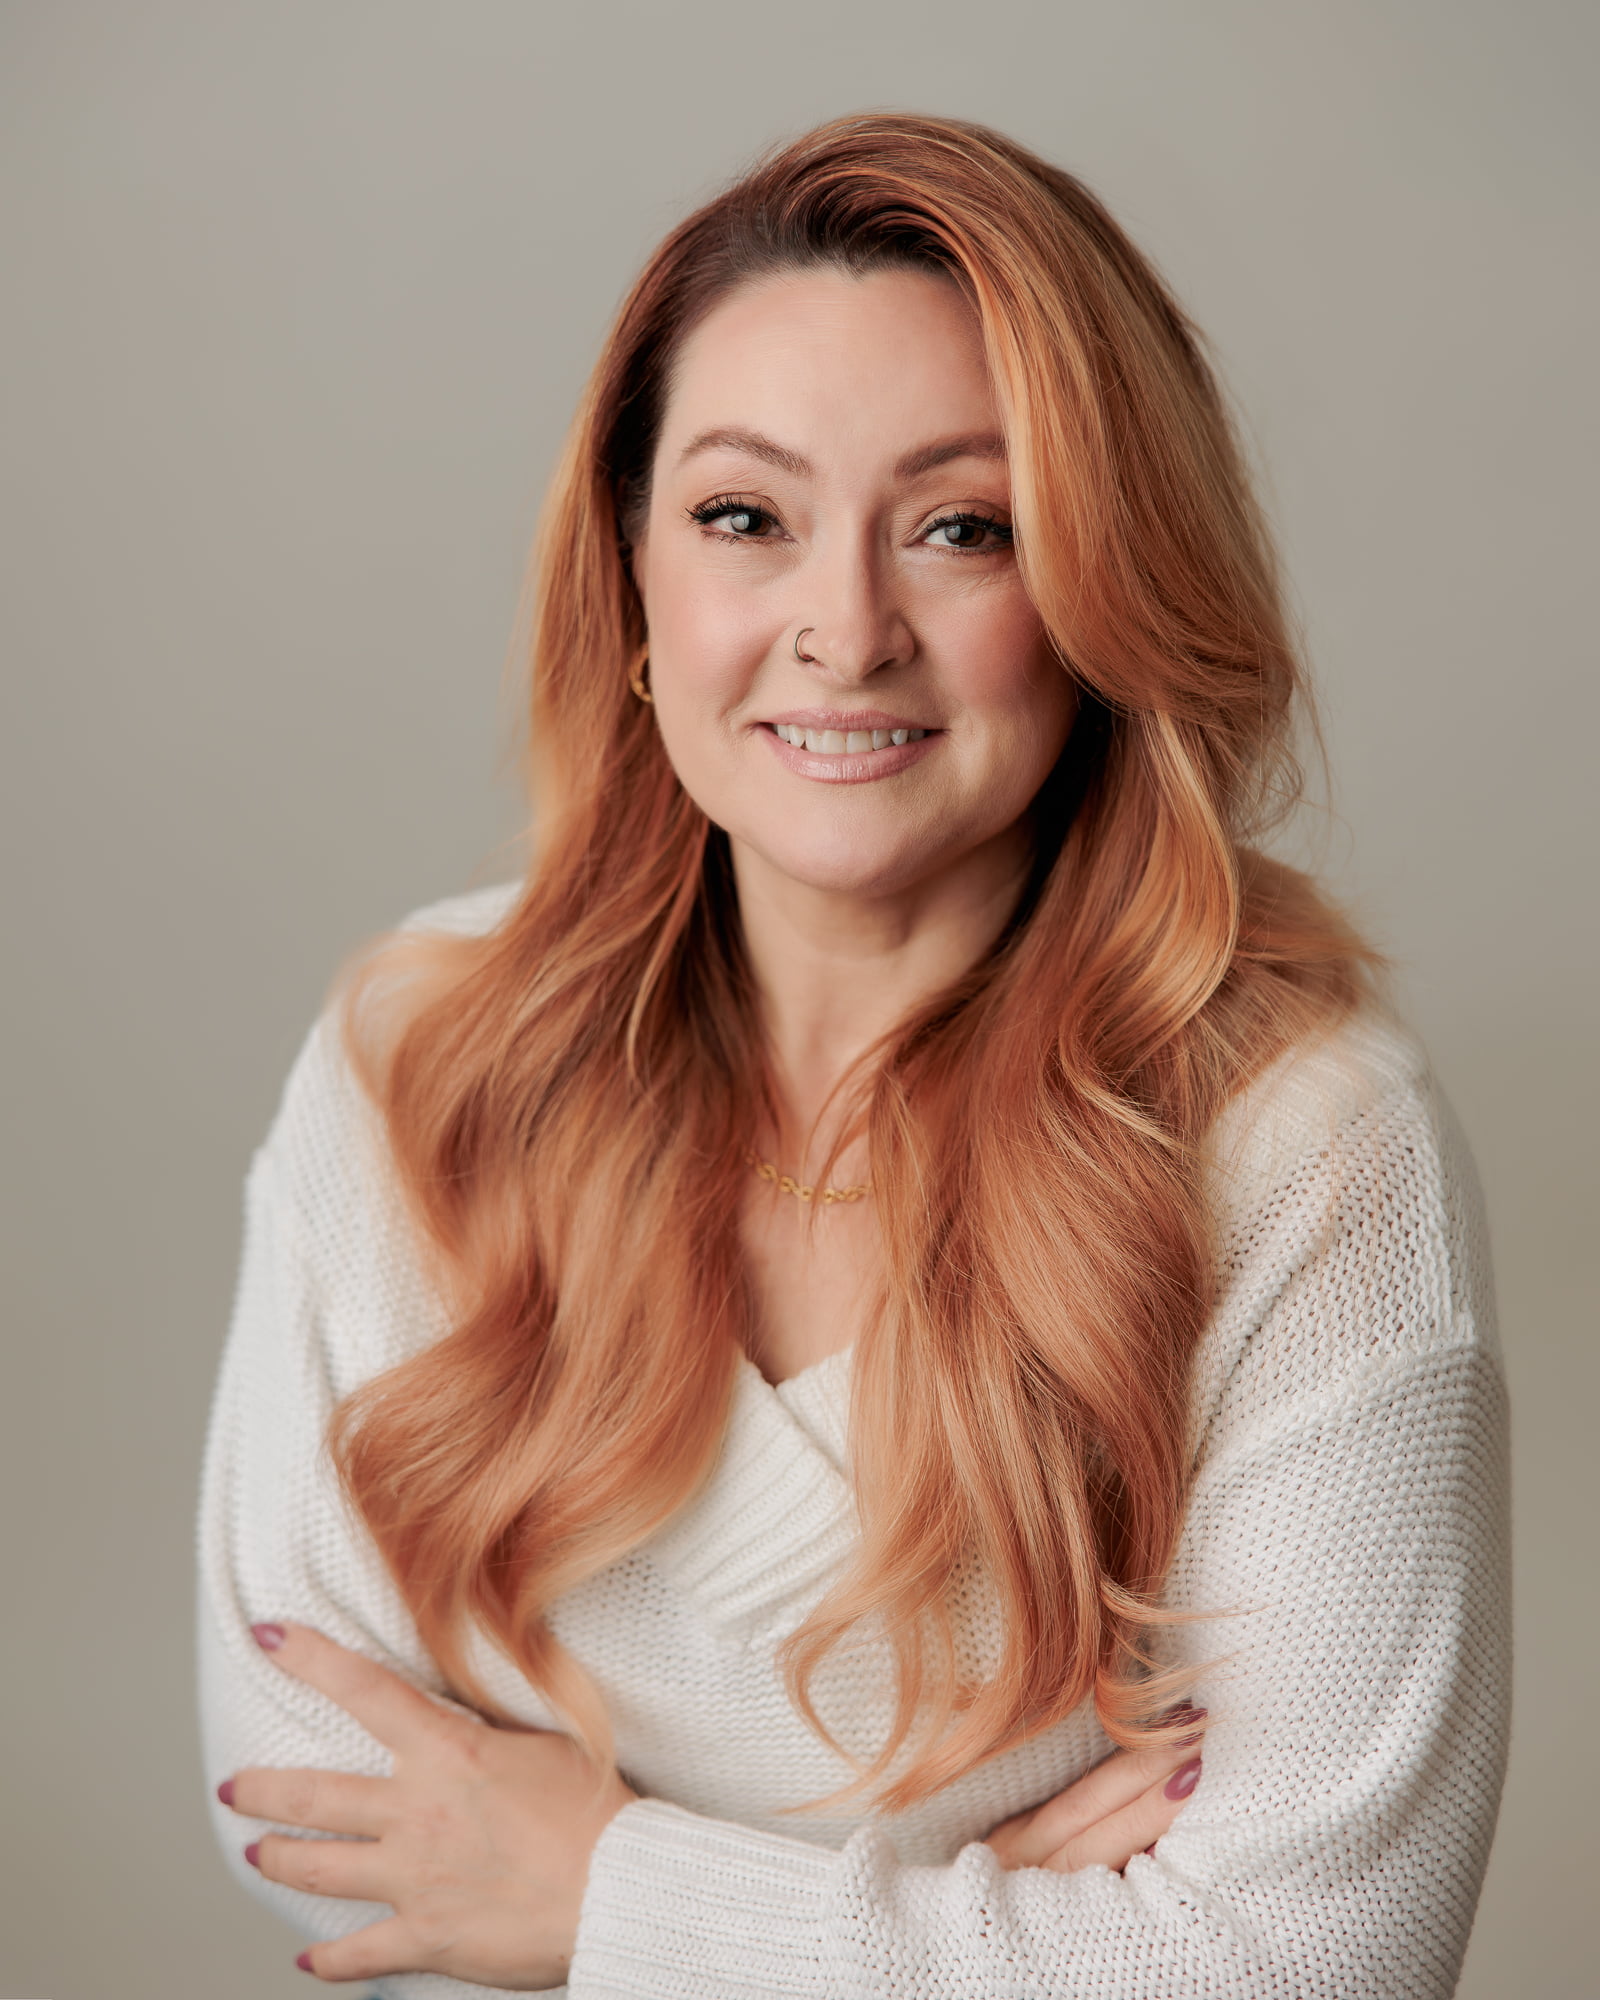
[218,1623,1204,1988]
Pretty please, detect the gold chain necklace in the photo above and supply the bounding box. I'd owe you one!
[746,1151,872,1205]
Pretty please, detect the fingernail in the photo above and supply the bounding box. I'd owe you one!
[296,1950,315,1973]
[216,1778,235,1807]
[251,1622,286,1651]
[1164,1756,1202,1801]
[244,1841,261,1869]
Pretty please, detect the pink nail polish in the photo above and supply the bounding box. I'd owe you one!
[1164,1757,1202,1801]
[244,1841,261,1869]
[251,1622,286,1651]
[296,1950,315,1973]
[217,1778,235,1807]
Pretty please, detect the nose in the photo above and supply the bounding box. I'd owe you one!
[793,537,914,683]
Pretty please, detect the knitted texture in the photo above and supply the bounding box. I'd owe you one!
[197,885,1510,1999]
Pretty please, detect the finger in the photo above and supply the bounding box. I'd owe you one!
[989,1725,1204,1868]
[226,1765,391,1838]
[251,1622,458,1755]
[294,1914,418,1984]
[253,1831,389,1906]
[1044,1759,1201,1874]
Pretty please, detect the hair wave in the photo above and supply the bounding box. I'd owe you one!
[329,112,1372,1812]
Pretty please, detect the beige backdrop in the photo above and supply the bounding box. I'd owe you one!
[3,4,1594,1996]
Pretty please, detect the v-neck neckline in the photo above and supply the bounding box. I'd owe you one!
[642,1346,858,1652]
[762,1341,855,1393]
[768,1343,854,1478]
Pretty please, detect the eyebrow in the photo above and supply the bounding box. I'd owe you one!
[676,427,811,476]
[675,426,1007,482]
[894,430,1007,479]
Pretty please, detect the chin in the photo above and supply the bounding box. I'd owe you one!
[742,827,943,899]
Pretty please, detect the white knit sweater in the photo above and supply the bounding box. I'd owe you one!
[197,883,1511,2000]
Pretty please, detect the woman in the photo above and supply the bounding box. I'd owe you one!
[199,113,1509,1996]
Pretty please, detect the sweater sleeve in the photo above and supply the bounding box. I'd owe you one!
[196,1013,526,2000]
[567,1064,1512,2000]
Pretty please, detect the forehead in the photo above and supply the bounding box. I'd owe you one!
[654,266,998,473]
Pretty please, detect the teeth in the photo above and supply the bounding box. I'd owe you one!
[773,724,928,753]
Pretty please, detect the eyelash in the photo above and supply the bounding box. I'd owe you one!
[921,509,1015,553]
[685,495,1014,554]
[685,495,776,540]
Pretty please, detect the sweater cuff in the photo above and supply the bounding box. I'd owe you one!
[569,1797,833,1999]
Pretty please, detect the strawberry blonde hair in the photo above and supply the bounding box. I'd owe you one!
[330,112,1371,1811]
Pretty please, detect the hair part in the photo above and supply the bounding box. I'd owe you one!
[329,111,1374,1812]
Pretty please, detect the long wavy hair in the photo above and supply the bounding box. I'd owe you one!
[329,112,1372,1812]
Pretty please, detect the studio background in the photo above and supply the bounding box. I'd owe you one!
[2,4,1593,1996]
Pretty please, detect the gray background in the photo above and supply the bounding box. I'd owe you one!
[3,3,1594,1995]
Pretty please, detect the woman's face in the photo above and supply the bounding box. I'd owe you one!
[631,265,1077,902]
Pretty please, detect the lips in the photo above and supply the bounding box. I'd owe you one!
[758,715,939,783]
[764,708,936,732]
[771,722,928,754]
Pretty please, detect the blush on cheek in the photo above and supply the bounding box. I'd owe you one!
[930,589,1066,707]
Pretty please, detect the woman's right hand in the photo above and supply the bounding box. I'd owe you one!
[983,1716,1205,1874]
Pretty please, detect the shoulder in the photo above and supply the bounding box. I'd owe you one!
[1204,1006,1490,1303]
[248,882,522,1365]
[391,878,523,940]
[1191,1003,1498,1449]
[265,879,520,1172]
[1205,1004,1436,1217]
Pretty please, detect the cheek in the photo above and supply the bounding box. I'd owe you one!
[641,582,764,811]
[642,555,770,704]
[936,588,1073,741]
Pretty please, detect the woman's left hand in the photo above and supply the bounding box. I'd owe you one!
[219,1622,637,1989]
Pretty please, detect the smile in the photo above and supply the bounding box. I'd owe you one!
[759,714,940,784]
[771,724,928,753]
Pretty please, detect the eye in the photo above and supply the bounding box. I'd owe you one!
[687,496,780,540]
[921,511,1014,553]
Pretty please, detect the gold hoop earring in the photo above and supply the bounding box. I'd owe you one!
[628,643,653,704]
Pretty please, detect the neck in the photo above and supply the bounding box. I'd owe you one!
[730,828,1030,1151]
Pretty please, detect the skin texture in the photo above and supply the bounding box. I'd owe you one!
[227,270,1199,1987]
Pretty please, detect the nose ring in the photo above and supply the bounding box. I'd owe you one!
[794,627,817,663]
